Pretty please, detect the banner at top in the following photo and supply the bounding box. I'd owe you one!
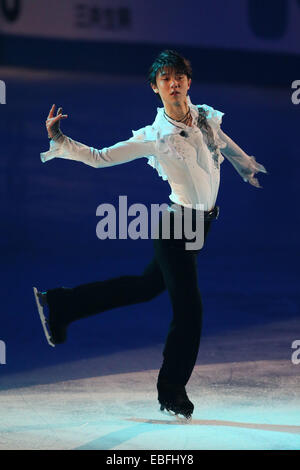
[0,0,299,55]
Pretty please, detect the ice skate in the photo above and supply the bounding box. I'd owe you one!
[33,287,55,347]
[33,286,68,346]
[157,381,194,420]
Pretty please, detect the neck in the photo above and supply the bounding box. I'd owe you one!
[164,97,189,121]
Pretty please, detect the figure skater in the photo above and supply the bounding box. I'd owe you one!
[33,50,267,419]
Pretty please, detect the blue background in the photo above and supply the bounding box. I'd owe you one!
[0,0,299,384]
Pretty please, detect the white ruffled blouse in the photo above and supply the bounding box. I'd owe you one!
[40,95,267,211]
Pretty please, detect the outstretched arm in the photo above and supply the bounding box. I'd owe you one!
[218,128,268,188]
[41,134,156,168]
[41,104,156,168]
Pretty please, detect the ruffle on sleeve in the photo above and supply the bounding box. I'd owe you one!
[40,136,66,163]
[225,153,268,188]
[131,124,157,143]
[200,104,224,128]
[198,104,227,151]
[147,155,169,181]
[147,132,169,181]
[132,126,169,181]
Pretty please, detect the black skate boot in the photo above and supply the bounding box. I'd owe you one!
[157,380,194,419]
[33,286,70,346]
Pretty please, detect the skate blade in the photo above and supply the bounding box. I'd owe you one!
[160,404,192,421]
[33,286,55,348]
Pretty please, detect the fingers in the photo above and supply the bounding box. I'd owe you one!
[51,113,68,122]
[46,106,68,125]
[48,103,56,119]
[46,104,68,139]
[46,115,66,128]
[47,104,68,119]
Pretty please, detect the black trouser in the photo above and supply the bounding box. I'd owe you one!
[47,204,218,387]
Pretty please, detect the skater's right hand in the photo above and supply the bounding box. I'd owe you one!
[46,104,68,141]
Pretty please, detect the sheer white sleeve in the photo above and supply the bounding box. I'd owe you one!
[40,131,156,168]
[218,128,268,188]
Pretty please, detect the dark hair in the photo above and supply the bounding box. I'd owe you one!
[147,49,192,90]
[148,50,219,158]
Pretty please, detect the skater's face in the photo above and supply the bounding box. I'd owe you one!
[150,66,191,108]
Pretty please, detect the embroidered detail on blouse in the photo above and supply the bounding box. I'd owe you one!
[131,98,227,180]
[196,104,225,170]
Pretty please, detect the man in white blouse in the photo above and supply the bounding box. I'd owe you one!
[34,50,267,419]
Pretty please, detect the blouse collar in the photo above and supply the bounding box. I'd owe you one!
[153,95,199,133]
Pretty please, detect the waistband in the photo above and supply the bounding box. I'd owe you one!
[169,204,220,221]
